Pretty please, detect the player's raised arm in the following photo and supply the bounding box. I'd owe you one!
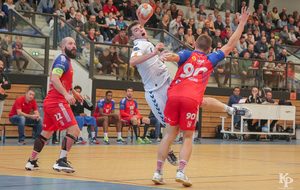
[221,7,251,57]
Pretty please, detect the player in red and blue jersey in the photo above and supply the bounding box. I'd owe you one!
[93,91,126,144]
[152,7,252,187]
[119,87,151,144]
[25,37,83,173]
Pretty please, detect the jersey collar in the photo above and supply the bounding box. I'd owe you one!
[194,50,206,55]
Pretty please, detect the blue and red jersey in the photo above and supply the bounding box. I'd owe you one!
[167,50,225,105]
[44,54,73,105]
[93,98,115,118]
[12,42,23,56]
[119,97,140,118]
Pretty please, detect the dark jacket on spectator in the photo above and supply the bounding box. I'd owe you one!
[214,21,224,32]
[211,36,222,48]
[276,53,287,62]
[247,94,261,104]
[0,71,10,100]
[68,18,84,31]
[239,49,255,59]
[255,41,268,53]
[70,99,93,116]
[228,94,243,107]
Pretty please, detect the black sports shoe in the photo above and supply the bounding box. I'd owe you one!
[166,150,179,166]
[25,158,40,170]
[52,157,75,173]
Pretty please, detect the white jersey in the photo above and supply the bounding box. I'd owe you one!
[131,39,170,91]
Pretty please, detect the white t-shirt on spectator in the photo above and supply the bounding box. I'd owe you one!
[105,17,116,27]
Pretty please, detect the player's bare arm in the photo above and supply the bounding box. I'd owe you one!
[51,74,76,105]
[130,42,164,66]
[17,109,38,119]
[99,108,115,117]
[159,50,180,63]
[71,88,83,103]
[221,7,250,56]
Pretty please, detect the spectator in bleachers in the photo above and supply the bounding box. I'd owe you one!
[239,52,253,88]
[37,0,54,14]
[148,6,162,28]
[214,15,224,32]
[253,20,261,35]
[263,54,275,89]
[243,19,253,33]
[119,87,151,144]
[172,26,185,52]
[148,0,156,10]
[12,36,28,74]
[170,3,177,19]
[220,0,234,12]
[70,85,99,144]
[277,14,287,29]
[185,18,196,35]
[264,22,273,36]
[195,14,204,29]
[54,0,65,11]
[240,44,256,59]
[65,0,78,11]
[116,15,127,32]
[255,36,268,54]
[253,28,261,42]
[69,11,84,33]
[245,33,254,46]
[197,5,206,20]
[269,38,277,54]
[82,43,97,68]
[223,18,231,31]
[80,9,88,23]
[0,60,11,123]
[161,2,168,16]
[169,14,182,35]
[276,38,286,54]
[109,46,125,80]
[231,18,239,32]
[84,15,102,40]
[263,11,272,24]
[271,7,280,25]
[205,13,215,31]
[213,47,230,87]
[126,0,138,20]
[55,3,67,18]
[236,36,247,54]
[184,28,195,48]
[222,29,232,45]
[86,27,103,42]
[187,4,197,21]
[9,88,43,145]
[288,28,297,45]
[228,87,242,129]
[1,34,13,73]
[243,28,254,42]
[279,25,289,44]
[222,10,232,24]
[103,0,120,20]
[194,28,202,41]
[89,0,102,16]
[288,18,295,31]
[77,0,85,13]
[286,62,295,91]
[276,49,287,62]
[96,10,109,40]
[220,26,230,40]
[154,14,170,43]
[3,0,15,19]
[111,28,129,45]
[105,12,117,40]
[66,6,76,20]
[230,47,239,73]
[15,0,34,19]
[211,29,222,48]
[260,31,270,43]
[265,46,275,59]
[98,48,114,75]
[279,8,287,20]
[257,8,264,24]
[118,47,135,81]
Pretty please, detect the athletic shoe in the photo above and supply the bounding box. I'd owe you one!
[152,170,165,185]
[53,157,75,173]
[175,169,193,187]
[166,150,179,166]
[25,158,40,170]
[3,68,11,73]
[91,137,100,144]
[77,137,87,144]
[136,137,145,144]
[155,138,161,142]
[52,139,59,144]
[103,137,110,145]
[18,140,26,145]
[116,137,127,144]
[194,138,201,143]
[233,106,252,118]
[143,137,152,144]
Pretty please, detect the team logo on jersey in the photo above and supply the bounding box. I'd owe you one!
[192,56,196,61]
[61,55,66,62]
[175,79,181,84]
[133,47,140,51]
[130,110,134,115]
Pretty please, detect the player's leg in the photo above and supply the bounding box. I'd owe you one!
[201,97,252,117]
[75,116,87,144]
[113,116,127,144]
[131,116,143,144]
[141,117,152,144]
[97,116,109,145]
[85,116,99,144]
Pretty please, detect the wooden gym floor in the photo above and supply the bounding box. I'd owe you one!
[0,138,299,190]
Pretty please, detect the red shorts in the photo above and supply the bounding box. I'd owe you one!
[43,102,78,131]
[164,97,198,131]
[121,116,142,125]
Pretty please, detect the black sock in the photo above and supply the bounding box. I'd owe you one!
[143,124,149,138]
[132,125,138,139]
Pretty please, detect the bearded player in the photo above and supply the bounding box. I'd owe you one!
[25,37,83,173]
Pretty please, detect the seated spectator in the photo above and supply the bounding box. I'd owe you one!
[197,5,207,20]
[169,14,183,35]
[212,9,219,22]
[203,22,214,36]
[236,36,247,54]
[154,14,170,45]
[70,85,99,144]
[149,0,156,10]
[3,0,16,20]
[68,12,85,36]
[255,37,268,54]
[221,26,230,40]
[103,0,120,20]
[239,52,253,88]
[247,87,262,131]
[214,15,224,32]
[98,48,114,75]
[66,6,76,20]
[116,15,128,33]
[195,14,204,29]
[161,2,168,16]
[279,8,287,21]
[54,0,65,11]
[288,28,297,45]
[286,62,295,91]
[253,20,261,35]
[170,3,177,19]
[222,29,232,45]
[126,0,137,20]
[184,28,195,48]
[271,7,280,25]
[82,43,98,69]
[112,28,129,45]
[86,27,103,42]
[77,0,85,13]
[228,87,243,129]
[12,36,28,74]
[93,91,126,145]
[223,18,231,31]
[264,22,273,36]
[211,29,222,48]
[263,54,275,89]
[231,18,239,32]
[65,0,78,11]
[230,47,239,73]
[287,18,295,31]
[105,12,117,40]
[15,0,34,19]
[253,28,261,42]
[9,88,43,145]
[213,47,230,87]
[109,46,123,79]
[148,6,162,28]
[260,31,270,43]
[185,18,196,35]
[188,4,197,21]
[276,38,286,54]
[89,0,102,16]
[243,19,253,33]
[222,10,232,25]
[245,33,255,46]
[96,10,109,40]
[220,0,234,12]
[80,9,88,23]
[37,0,54,13]
[119,87,151,144]
[84,15,102,40]
[276,49,287,62]
[277,14,287,29]
[148,110,161,142]
[172,26,185,52]
[263,11,272,24]
[194,28,202,41]
[240,44,256,59]
[204,13,215,32]
[118,47,135,81]
[55,3,67,18]
[1,34,13,73]
[265,46,275,59]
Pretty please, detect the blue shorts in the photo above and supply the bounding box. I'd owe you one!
[75,116,98,135]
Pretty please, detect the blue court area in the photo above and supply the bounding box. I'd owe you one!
[0,175,172,190]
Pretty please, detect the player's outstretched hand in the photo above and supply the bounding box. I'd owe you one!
[154,42,164,55]
[237,6,251,24]
[73,91,84,103]
[159,50,170,61]
[65,94,76,105]
[136,9,150,27]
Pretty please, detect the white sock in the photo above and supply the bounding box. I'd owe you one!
[79,131,82,138]
[180,132,183,138]
[223,104,235,115]
[117,132,122,139]
[59,150,68,159]
[91,132,95,138]
[194,131,198,138]
[104,133,108,138]
[179,160,188,173]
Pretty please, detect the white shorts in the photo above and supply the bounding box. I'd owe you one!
[145,78,172,127]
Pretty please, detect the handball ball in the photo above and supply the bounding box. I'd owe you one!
[94,58,99,64]
[137,3,153,20]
